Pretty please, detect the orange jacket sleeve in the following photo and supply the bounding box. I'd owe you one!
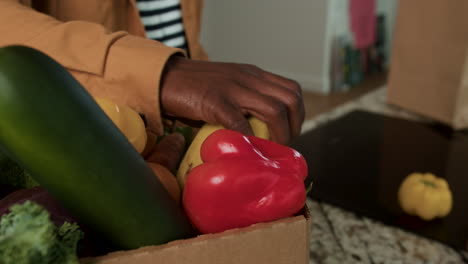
[0,0,184,134]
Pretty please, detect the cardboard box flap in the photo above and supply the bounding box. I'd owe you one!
[387,0,468,129]
[81,212,310,264]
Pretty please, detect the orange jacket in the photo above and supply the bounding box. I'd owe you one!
[0,0,207,135]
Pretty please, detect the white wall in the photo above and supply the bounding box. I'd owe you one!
[200,0,398,94]
[200,0,329,93]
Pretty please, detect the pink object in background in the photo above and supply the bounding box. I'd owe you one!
[349,0,376,49]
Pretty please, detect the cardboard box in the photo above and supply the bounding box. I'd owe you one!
[387,0,468,129]
[81,208,310,264]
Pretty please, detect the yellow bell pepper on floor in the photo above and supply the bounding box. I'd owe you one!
[398,173,453,221]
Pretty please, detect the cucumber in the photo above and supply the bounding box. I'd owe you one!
[0,46,193,249]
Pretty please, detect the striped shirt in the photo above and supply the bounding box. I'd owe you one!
[136,0,188,50]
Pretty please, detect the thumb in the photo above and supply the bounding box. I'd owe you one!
[146,133,186,173]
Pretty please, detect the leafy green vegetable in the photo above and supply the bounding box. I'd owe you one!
[0,151,39,189]
[0,201,83,264]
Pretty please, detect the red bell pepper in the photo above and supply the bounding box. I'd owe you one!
[183,129,308,234]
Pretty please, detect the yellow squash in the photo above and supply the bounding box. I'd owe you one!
[398,173,453,221]
[176,117,269,187]
[94,98,147,154]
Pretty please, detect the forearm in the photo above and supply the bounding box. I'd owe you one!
[0,0,185,134]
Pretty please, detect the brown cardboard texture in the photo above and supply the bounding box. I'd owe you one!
[387,0,468,129]
[81,208,310,264]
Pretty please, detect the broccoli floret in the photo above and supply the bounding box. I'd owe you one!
[0,201,83,264]
[0,151,39,189]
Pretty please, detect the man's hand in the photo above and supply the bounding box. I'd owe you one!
[160,56,305,145]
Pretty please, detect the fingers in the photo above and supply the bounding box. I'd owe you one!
[231,86,291,145]
[146,133,185,172]
[237,74,305,139]
[206,70,303,144]
[159,58,305,145]
[211,100,254,136]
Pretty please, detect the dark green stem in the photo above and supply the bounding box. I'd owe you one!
[421,179,436,188]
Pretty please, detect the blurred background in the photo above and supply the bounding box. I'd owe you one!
[201,2,468,260]
[200,0,398,120]
[201,0,397,92]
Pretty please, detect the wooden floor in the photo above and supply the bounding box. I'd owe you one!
[303,72,388,121]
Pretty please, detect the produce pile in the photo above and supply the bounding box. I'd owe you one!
[0,46,309,263]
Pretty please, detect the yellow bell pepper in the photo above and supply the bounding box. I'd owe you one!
[94,98,147,154]
[398,173,453,221]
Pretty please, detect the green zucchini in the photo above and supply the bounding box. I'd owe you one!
[0,46,193,249]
